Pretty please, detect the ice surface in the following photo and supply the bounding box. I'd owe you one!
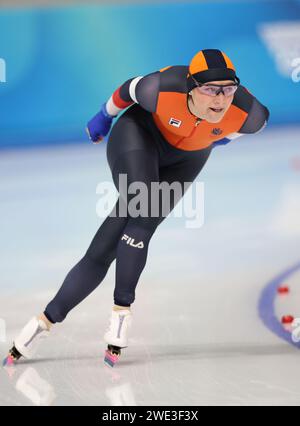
[1,126,300,405]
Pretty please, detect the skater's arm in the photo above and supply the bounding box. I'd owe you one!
[86,71,160,143]
[212,90,270,148]
[105,71,161,117]
[238,95,270,135]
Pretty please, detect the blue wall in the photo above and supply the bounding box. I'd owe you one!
[0,0,299,148]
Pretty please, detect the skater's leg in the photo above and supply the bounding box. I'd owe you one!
[107,148,160,308]
[114,216,160,307]
[4,200,131,363]
[113,146,213,307]
[44,199,129,323]
[102,150,214,364]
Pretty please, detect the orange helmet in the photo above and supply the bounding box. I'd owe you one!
[187,49,240,91]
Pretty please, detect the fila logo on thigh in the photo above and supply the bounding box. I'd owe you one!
[121,234,144,249]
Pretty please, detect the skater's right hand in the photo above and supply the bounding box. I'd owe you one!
[86,103,114,144]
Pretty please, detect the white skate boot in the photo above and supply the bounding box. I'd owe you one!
[3,317,50,366]
[103,309,132,367]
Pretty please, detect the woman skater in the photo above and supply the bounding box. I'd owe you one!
[4,49,269,367]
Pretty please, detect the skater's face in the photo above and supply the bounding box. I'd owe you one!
[188,80,236,123]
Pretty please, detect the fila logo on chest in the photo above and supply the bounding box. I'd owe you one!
[169,117,182,128]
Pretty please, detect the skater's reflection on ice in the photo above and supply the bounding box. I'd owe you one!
[104,365,137,406]
[3,365,56,406]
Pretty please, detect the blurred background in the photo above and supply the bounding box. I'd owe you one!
[1,0,300,406]
[0,0,299,146]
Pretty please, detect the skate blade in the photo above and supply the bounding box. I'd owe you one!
[2,355,16,367]
[104,349,120,368]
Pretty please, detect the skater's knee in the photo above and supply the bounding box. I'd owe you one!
[84,251,114,269]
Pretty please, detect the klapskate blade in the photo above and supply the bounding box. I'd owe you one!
[104,349,119,368]
[3,355,15,367]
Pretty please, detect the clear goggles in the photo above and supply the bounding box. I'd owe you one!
[192,76,240,97]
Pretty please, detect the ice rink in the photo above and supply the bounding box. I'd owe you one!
[1,125,300,406]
